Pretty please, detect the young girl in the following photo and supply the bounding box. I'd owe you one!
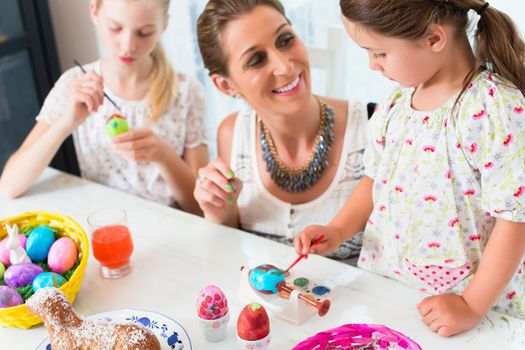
[295,0,525,336]
[0,0,208,214]
[193,0,367,265]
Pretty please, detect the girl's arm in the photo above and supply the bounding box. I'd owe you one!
[463,219,525,315]
[1,71,104,198]
[0,120,73,198]
[294,175,374,255]
[418,218,525,337]
[158,143,208,215]
[111,129,208,215]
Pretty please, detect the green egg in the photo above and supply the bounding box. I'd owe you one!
[0,262,5,279]
[105,116,129,137]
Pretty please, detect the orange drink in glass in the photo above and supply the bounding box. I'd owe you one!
[88,208,133,278]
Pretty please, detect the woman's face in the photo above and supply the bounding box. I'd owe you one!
[91,0,167,67]
[218,5,312,115]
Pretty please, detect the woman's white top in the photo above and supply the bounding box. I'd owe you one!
[36,61,207,206]
[231,100,367,263]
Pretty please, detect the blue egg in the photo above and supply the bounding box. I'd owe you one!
[249,264,285,294]
[26,226,56,262]
[32,272,66,292]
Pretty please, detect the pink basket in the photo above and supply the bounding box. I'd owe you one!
[292,324,422,350]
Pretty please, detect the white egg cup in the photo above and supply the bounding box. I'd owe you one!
[238,266,334,325]
[197,312,230,342]
[237,333,271,350]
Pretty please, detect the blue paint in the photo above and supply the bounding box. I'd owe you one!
[312,285,330,296]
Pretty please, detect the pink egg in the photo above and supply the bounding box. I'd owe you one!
[0,235,27,266]
[196,285,228,320]
[47,237,78,274]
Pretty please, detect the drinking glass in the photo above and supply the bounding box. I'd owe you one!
[87,208,134,278]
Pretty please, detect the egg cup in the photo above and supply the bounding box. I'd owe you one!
[237,333,271,350]
[197,312,230,342]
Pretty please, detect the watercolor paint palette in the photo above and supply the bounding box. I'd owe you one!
[239,265,335,325]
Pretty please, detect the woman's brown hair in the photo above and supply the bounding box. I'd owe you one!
[197,0,288,77]
[339,0,525,97]
[94,0,177,123]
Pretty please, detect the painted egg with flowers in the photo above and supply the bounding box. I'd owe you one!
[196,285,228,320]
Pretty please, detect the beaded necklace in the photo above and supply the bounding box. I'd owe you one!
[258,100,335,193]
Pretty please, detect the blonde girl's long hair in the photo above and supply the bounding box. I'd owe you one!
[94,0,177,123]
[339,0,525,99]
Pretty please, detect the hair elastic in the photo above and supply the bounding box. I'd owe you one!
[476,2,489,16]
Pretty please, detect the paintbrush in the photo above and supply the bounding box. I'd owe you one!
[284,235,325,273]
[73,59,121,112]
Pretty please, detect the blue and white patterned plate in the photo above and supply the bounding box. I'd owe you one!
[35,309,192,350]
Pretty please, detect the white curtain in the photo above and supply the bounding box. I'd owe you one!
[165,0,525,156]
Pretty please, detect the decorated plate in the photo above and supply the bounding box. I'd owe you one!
[35,309,192,350]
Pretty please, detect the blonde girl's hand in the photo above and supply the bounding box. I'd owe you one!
[194,158,243,223]
[63,70,104,130]
[417,294,482,337]
[111,128,169,163]
[294,225,344,257]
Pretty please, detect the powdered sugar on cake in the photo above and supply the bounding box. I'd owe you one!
[27,288,160,350]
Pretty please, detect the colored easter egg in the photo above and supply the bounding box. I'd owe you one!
[0,286,23,308]
[249,264,285,295]
[4,263,44,287]
[196,285,228,320]
[237,303,270,341]
[47,237,77,274]
[0,234,27,266]
[0,262,5,278]
[32,272,66,292]
[105,114,129,137]
[26,226,56,262]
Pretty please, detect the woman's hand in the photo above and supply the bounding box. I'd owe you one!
[294,225,344,257]
[63,71,104,130]
[193,158,242,224]
[417,294,483,337]
[111,128,170,164]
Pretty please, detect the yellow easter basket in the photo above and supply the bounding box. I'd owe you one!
[0,211,89,329]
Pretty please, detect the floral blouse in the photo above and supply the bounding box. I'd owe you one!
[36,61,208,206]
[360,70,525,319]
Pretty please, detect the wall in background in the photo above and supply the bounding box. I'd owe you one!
[48,0,99,71]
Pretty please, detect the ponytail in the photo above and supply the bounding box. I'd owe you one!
[471,3,525,96]
[147,43,178,123]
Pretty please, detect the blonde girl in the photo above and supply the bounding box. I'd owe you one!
[0,0,208,213]
[296,0,525,336]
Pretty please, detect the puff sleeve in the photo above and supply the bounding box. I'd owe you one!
[363,87,404,180]
[456,74,525,222]
[183,76,208,149]
[35,67,82,125]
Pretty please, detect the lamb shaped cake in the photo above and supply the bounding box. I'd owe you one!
[26,288,160,350]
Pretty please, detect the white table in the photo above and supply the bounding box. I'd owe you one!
[1,168,524,349]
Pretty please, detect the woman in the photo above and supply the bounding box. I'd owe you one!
[194,0,366,264]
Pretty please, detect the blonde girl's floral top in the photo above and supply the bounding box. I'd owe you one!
[36,61,208,207]
[360,70,525,319]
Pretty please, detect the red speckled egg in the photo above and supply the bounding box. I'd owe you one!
[237,303,270,341]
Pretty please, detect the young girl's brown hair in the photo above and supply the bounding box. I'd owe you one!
[197,0,288,77]
[94,0,177,123]
[339,0,525,97]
